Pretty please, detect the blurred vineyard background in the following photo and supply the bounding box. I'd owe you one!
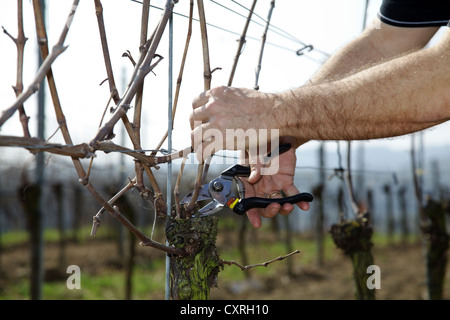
[1,137,449,300]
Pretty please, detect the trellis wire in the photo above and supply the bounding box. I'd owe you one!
[129,0,329,62]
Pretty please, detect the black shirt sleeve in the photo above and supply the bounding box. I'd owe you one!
[378,0,450,27]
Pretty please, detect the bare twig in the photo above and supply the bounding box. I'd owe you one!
[143,165,166,218]
[254,0,275,90]
[89,0,175,147]
[93,0,120,103]
[91,178,137,237]
[29,1,156,249]
[198,0,255,186]
[154,146,193,165]
[228,0,257,86]
[95,140,158,167]
[89,181,181,255]
[0,0,80,127]
[220,250,301,270]
[31,0,90,182]
[92,1,169,222]
[154,0,194,152]
[186,0,211,213]
[93,0,141,154]
[133,0,151,146]
[174,155,188,218]
[128,0,151,209]
[2,0,30,137]
[345,142,360,216]
[122,50,137,66]
[140,237,187,256]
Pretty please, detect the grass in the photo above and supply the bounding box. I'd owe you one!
[0,225,97,247]
[1,269,165,300]
[0,223,421,300]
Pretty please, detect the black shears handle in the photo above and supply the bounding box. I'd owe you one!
[232,192,313,215]
[221,143,293,178]
[219,143,314,215]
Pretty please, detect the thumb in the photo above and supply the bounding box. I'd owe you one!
[248,164,262,184]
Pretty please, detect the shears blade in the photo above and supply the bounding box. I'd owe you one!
[197,200,224,217]
[180,183,211,204]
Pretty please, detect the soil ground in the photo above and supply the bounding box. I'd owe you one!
[212,241,450,300]
[0,233,448,300]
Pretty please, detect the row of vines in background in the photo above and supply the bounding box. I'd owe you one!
[1,136,449,299]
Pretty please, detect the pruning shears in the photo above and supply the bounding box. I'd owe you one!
[180,144,314,217]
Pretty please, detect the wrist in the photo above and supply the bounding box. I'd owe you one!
[272,87,312,142]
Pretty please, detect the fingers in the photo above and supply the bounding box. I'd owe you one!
[190,86,228,128]
[246,209,262,229]
[284,184,310,211]
[190,88,227,160]
[192,90,209,110]
[190,106,210,129]
[244,185,310,228]
[190,90,214,130]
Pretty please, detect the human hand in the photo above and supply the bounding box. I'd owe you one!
[238,144,310,228]
[190,86,278,161]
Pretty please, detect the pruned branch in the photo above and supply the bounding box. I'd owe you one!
[0,134,192,168]
[0,135,93,158]
[220,250,301,270]
[90,178,136,237]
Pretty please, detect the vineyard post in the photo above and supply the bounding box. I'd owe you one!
[411,134,449,300]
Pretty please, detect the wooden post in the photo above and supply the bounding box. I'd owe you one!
[18,180,43,300]
[52,183,66,270]
[315,142,325,267]
[383,183,395,244]
[397,185,409,244]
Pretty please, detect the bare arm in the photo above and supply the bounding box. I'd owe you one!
[191,21,445,154]
[309,19,440,84]
[275,27,450,141]
[189,21,447,227]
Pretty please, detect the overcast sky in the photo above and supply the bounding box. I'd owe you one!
[1,0,449,167]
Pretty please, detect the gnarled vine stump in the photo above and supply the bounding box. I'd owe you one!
[330,212,375,300]
[166,214,223,300]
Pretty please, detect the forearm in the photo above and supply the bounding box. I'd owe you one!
[276,31,450,141]
[309,19,439,85]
